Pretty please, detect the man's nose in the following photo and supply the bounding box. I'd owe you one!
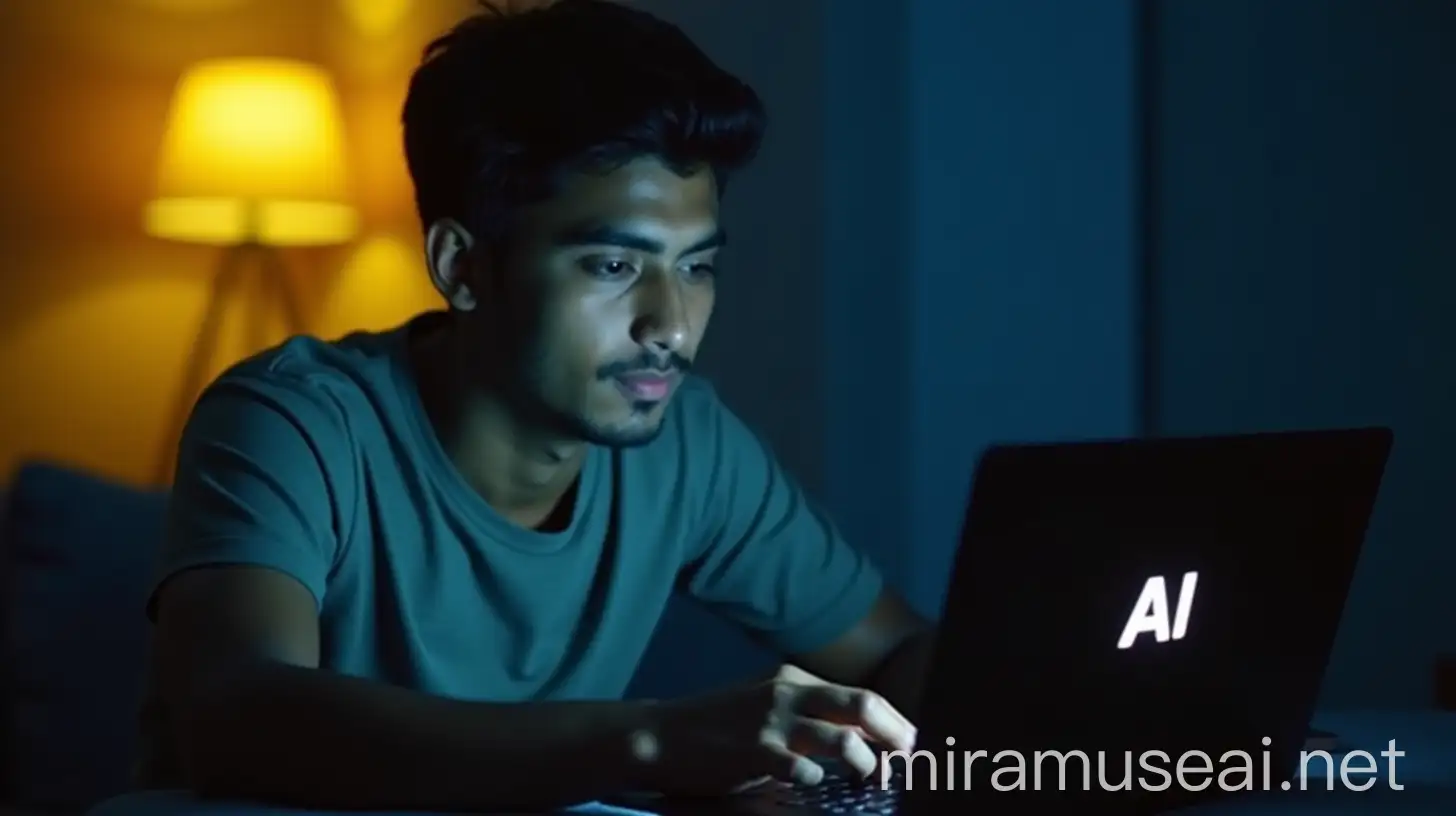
[630,273,690,355]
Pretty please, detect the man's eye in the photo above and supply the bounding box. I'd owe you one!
[585,259,635,278]
[687,262,716,278]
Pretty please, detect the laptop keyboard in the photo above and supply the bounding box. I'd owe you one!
[770,767,906,814]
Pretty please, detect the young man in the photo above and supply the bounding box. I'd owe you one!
[140,1,935,811]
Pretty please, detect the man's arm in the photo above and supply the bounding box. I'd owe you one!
[792,594,936,719]
[154,566,651,811]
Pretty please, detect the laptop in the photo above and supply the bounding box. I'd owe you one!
[623,426,1392,815]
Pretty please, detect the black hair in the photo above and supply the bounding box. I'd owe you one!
[401,0,767,247]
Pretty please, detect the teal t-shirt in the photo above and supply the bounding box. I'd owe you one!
[140,314,881,781]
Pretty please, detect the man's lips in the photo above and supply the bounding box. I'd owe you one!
[615,372,678,401]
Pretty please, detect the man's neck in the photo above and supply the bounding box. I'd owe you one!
[409,320,587,527]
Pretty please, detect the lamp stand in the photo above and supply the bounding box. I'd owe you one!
[154,241,305,486]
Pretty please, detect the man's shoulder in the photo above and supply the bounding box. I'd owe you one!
[190,324,408,449]
[221,325,401,394]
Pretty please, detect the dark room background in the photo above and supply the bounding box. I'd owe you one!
[0,0,1450,710]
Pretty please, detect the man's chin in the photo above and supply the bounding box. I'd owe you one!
[569,393,674,448]
[578,420,665,449]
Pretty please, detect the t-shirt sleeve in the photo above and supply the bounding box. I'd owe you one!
[679,385,884,656]
[149,375,353,618]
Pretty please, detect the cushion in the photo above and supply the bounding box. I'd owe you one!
[1,462,167,811]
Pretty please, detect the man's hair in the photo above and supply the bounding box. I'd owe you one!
[402,0,767,246]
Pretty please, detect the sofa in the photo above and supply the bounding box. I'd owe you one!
[0,460,774,816]
[0,462,168,815]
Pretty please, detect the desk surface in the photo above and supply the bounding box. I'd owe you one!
[89,710,1456,816]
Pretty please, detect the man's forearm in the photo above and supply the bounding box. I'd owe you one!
[867,629,936,721]
[186,662,649,811]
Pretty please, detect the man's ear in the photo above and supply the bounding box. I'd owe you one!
[424,219,477,311]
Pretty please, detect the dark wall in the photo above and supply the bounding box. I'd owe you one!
[1152,0,1456,707]
[904,0,1141,613]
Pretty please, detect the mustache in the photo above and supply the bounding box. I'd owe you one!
[597,352,693,380]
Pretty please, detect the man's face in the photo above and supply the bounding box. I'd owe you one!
[465,156,722,447]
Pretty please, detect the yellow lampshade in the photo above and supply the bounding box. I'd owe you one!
[145,58,358,246]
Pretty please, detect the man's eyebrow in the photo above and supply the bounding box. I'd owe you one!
[556,224,728,256]
[684,228,728,255]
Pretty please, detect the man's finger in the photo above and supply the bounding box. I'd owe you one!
[777,664,826,685]
[786,718,878,778]
[796,686,916,751]
[756,730,828,786]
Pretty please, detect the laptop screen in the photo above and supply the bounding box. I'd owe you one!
[916,430,1388,764]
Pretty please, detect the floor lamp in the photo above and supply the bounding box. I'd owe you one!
[145,58,358,485]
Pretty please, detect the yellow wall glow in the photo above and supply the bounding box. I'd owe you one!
[338,0,413,39]
[0,0,470,487]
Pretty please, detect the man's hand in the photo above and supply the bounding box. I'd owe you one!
[631,665,918,795]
